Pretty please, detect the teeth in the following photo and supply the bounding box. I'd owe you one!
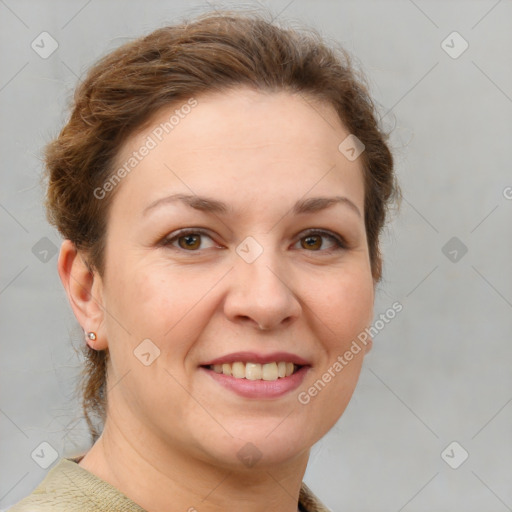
[232,362,246,379]
[262,362,278,381]
[209,361,299,381]
[245,362,262,380]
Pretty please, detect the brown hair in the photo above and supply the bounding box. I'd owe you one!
[44,8,400,442]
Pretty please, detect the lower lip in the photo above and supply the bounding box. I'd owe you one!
[200,366,310,399]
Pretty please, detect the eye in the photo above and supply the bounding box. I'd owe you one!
[162,228,218,251]
[296,229,347,252]
[161,228,347,253]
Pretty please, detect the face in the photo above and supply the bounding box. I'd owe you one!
[94,87,374,469]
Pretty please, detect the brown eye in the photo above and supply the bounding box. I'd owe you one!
[163,229,216,251]
[301,234,322,250]
[297,230,346,252]
[178,233,202,250]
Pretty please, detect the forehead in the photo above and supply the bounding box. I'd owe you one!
[110,87,365,217]
[143,87,348,155]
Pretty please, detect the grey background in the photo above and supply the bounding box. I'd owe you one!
[1,0,511,510]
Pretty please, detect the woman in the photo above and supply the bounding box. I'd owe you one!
[10,9,399,512]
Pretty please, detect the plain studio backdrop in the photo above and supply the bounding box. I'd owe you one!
[1,1,511,511]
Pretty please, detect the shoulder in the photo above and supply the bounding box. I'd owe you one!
[299,481,332,512]
[8,457,145,512]
[9,457,328,512]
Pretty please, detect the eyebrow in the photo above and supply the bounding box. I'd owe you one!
[143,193,362,218]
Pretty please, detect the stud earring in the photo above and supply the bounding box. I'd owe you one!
[87,332,97,341]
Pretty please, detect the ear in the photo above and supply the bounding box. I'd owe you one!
[57,239,108,350]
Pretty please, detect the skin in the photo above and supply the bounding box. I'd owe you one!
[58,87,375,512]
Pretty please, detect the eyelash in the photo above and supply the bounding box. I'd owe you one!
[161,228,347,253]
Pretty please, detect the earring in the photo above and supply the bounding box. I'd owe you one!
[87,332,97,341]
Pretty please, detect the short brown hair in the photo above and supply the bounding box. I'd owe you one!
[44,9,400,442]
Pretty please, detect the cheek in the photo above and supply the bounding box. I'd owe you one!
[312,266,374,345]
[106,255,176,317]
[109,259,223,348]
[298,271,373,433]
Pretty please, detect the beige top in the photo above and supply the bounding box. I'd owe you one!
[8,456,331,511]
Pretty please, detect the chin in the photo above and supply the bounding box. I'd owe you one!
[193,418,318,471]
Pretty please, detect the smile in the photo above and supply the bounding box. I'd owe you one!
[206,361,300,381]
[200,363,310,399]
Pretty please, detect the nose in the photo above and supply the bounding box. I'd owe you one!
[223,241,301,331]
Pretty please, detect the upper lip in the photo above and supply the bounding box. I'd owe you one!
[201,351,311,366]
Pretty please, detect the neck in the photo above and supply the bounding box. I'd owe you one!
[78,411,309,512]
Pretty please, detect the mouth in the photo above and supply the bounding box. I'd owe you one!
[201,361,303,381]
[199,352,311,399]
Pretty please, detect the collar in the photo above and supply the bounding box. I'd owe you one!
[10,456,330,512]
